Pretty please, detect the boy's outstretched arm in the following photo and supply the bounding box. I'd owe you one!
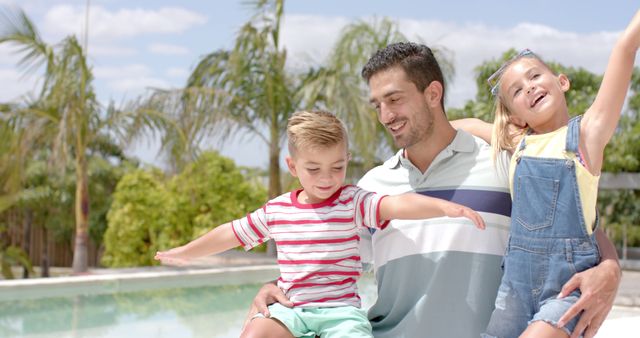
[583,9,640,170]
[154,222,241,265]
[378,193,485,229]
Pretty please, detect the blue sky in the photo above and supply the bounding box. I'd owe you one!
[0,0,638,169]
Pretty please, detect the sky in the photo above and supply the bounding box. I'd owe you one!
[0,0,638,169]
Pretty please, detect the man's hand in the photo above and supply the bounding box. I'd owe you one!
[556,259,621,338]
[242,282,293,330]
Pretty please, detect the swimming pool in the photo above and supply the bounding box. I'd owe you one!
[0,265,637,337]
[0,265,377,338]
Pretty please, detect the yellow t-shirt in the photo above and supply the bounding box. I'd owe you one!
[509,126,600,234]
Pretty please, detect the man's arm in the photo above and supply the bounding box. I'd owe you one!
[557,228,621,338]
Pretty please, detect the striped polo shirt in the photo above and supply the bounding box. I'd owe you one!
[358,130,512,338]
[231,185,388,308]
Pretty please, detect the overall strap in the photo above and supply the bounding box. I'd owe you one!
[565,115,582,154]
[517,128,533,152]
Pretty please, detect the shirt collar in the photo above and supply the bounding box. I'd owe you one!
[383,130,477,170]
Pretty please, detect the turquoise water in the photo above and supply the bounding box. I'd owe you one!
[0,274,377,338]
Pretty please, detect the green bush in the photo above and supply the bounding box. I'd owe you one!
[101,151,267,267]
[101,169,170,267]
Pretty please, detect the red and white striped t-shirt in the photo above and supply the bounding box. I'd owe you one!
[231,185,388,308]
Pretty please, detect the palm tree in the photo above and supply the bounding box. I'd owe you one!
[138,1,454,255]
[0,7,142,273]
[300,18,407,168]
[128,87,227,175]
[183,0,294,200]
[303,18,457,169]
[0,114,42,278]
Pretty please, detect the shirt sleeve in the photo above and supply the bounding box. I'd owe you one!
[231,206,271,251]
[352,187,389,230]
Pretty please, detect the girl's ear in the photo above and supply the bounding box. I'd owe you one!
[558,73,571,92]
[285,156,298,177]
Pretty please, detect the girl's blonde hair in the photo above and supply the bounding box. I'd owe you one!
[488,50,552,162]
[491,99,525,163]
[287,110,348,156]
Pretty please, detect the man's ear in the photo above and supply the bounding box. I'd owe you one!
[285,156,298,177]
[424,81,443,108]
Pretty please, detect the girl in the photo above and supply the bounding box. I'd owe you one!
[454,10,640,338]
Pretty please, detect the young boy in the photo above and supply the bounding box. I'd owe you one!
[155,110,486,338]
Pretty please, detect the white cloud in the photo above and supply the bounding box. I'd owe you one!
[148,43,189,55]
[280,14,350,68]
[402,20,620,107]
[89,44,137,57]
[0,68,39,102]
[42,4,207,42]
[166,67,189,78]
[94,64,152,79]
[108,76,170,93]
[282,15,622,108]
[93,64,171,100]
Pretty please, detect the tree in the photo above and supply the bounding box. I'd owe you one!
[451,50,640,250]
[301,19,455,169]
[183,0,293,201]
[0,7,149,272]
[0,7,99,273]
[449,49,603,121]
[137,1,454,255]
[102,151,266,267]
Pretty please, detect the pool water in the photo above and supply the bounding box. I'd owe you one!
[2,269,636,338]
[0,274,378,338]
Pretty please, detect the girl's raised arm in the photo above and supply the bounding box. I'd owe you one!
[451,118,493,144]
[582,10,640,170]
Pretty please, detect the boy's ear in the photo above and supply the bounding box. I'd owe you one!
[285,156,298,177]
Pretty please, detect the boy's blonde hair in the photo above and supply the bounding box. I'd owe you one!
[287,110,348,156]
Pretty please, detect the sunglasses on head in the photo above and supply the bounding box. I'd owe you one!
[487,49,536,96]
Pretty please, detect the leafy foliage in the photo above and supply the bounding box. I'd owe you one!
[102,151,266,267]
[101,169,171,267]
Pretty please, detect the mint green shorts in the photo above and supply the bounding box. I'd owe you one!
[256,303,372,338]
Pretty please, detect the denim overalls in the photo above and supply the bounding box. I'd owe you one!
[483,116,601,338]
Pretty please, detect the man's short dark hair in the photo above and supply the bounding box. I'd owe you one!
[362,42,446,107]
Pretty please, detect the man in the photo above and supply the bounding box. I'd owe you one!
[245,42,620,338]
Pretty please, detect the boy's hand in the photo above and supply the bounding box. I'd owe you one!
[154,249,190,266]
[444,204,486,229]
